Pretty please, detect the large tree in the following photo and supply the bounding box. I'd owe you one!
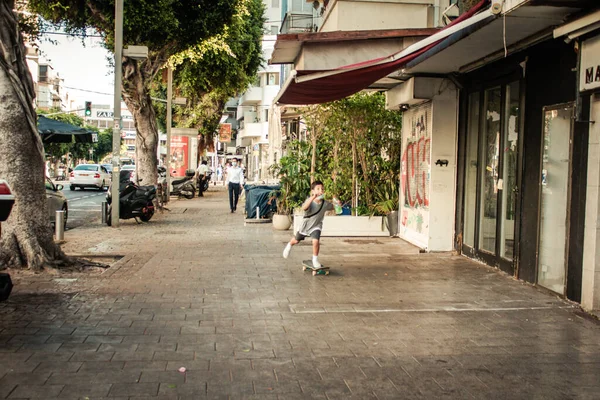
[152,0,265,156]
[0,0,66,271]
[28,0,241,185]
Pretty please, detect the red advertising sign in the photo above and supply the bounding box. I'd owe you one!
[219,123,232,142]
[170,135,189,176]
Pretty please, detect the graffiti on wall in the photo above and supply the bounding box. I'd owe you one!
[400,103,431,242]
[401,107,431,209]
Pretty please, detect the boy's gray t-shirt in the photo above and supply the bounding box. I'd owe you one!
[299,199,334,235]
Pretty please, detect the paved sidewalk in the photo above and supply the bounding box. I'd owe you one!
[1,188,599,399]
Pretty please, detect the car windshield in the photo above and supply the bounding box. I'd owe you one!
[122,166,135,170]
[75,165,98,171]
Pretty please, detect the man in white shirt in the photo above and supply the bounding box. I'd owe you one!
[195,160,210,197]
[225,158,244,213]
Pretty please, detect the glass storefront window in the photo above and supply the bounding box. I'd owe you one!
[463,93,480,247]
[478,87,502,254]
[500,81,520,260]
[537,106,572,294]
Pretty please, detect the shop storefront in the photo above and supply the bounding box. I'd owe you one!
[456,38,588,302]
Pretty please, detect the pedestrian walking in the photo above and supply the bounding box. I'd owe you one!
[216,164,223,184]
[195,160,210,197]
[226,159,244,213]
[282,180,341,269]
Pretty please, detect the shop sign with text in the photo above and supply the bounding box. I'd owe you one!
[581,35,600,92]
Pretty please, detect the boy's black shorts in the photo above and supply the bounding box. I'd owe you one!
[295,230,321,241]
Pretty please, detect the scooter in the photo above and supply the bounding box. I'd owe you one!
[105,170,156,226]
[170,169,196,199]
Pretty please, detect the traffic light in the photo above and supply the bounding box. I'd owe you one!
[84,101,92,117]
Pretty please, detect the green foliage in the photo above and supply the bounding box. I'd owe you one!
[152,0,265,152]
[274,92,402,216]
[269,140,312,215]
[28,0,240,56]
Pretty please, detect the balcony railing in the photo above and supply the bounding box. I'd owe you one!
[281,12,315,34]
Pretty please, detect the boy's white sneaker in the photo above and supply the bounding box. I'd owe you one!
[283,244,291,259]
[312,260,322,269]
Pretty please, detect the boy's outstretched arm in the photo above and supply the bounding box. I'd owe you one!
[302,194,317,211]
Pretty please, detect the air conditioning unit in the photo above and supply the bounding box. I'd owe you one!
[441,3,459,26]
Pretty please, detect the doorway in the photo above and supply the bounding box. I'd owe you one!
[462,81,522,273]
[537,104,574,295]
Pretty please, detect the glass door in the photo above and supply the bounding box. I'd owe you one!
[462,81,522,271]
[537,105,573,294]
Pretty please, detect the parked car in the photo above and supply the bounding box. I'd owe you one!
[45,177,68,228]
[101,163,113,174]
[121,165,136,183]
[69,164,111,191]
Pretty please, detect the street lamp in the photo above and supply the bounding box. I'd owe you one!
[111,0,123,227]
[111,0,148,227]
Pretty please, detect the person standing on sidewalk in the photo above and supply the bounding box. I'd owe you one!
[195,160,210,197]
[226,159,244,213]
[282,180,341,269]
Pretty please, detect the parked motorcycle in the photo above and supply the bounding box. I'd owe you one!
[170,169,196,199]
[105,170,156,226]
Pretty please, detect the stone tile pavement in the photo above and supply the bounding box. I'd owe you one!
[1,187,599,399]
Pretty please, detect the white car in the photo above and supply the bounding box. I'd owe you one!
[69,164,111,191]
[45,178,68,228]
[121,165,137,182]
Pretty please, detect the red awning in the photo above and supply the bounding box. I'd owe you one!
[276,0,492,105]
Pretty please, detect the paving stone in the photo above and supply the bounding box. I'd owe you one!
[58,383,112,398]
[8,384,64,398]
[2,190,600,399]
[108,383,159,397]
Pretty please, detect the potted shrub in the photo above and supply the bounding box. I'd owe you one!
[370,176,400,237]
[269,186,293,230]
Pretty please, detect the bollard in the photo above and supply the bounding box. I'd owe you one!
[55,210,65,241]
[256,206,260,220]
[101,201,108,224]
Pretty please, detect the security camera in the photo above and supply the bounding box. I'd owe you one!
[400,104,410,111]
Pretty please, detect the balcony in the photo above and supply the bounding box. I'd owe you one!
[238,122,267,139]
[239,86,262,105]
[281,12,315,34]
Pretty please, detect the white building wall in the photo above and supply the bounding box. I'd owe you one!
[582,93,600,312]
[322,2,430,32]
[395,78,458,251]
[429,82,458,251]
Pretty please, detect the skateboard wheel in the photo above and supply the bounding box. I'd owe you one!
[312,270,317,276]
[302,266,307,271]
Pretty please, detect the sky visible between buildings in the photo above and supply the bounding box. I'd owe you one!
[38,33,114,106]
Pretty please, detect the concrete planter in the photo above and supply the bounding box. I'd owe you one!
[294,214,388,237]
[273,214,292,230]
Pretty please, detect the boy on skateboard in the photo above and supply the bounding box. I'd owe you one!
[282,180,339,269]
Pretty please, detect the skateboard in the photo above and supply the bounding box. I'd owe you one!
[302,260,330,276]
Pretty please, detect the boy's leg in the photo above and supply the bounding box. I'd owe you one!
[311,239,320,256]
[283,235,301,258]
[311,239,322,268]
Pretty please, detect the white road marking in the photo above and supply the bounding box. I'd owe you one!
[291,306,576,314]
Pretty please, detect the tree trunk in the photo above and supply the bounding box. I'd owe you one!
[123,64,158,186]
[0,1,66,270]
[310,126,318,184]
[351,132,358,216]
[332,139,339,185]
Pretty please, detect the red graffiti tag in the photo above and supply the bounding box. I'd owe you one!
[401,137,430,208]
